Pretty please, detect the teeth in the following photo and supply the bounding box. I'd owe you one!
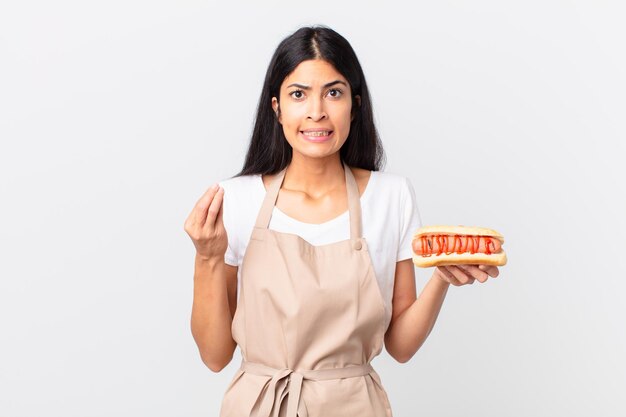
[303,131,331,137]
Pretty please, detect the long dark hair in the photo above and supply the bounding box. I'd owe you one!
[234,25,386,177]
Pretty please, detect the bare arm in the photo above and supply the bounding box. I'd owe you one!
[384,260,449,363]
[184,183,238,372]
[385,260,500,362]
[190,258,238,372]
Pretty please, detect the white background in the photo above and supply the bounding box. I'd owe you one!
[1,1,625,416]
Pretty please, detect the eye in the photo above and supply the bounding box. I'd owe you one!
[327,88,343,98]
[289,89,305,100]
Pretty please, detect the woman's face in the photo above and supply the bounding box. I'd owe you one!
[272,59,360,162]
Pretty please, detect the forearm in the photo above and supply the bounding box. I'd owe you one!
[190,255,236,372]
[385,272,450,362]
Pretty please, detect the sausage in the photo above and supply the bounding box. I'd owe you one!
[412,234,502,256]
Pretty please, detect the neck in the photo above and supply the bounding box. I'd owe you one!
[283,153,345,199]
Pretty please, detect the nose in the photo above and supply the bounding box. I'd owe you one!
[307,96,327,121]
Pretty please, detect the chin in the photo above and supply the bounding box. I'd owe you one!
[292,148,340,160]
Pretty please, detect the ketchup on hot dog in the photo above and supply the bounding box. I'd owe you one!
[412,234,502,257]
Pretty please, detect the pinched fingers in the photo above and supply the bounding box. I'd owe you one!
[184,183,229,260]
[204,186,225,230]
[215,196,225,227]
[187,184,218,226]
[184,183,223,234]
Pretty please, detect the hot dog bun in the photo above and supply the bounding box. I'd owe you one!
[411,225,507,268]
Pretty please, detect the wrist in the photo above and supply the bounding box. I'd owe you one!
[431,268,450,287]
[195,253,224,271]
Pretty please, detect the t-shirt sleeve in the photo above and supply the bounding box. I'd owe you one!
[220,180,240,267]
[224,240,238,266]
[396,177,423,262]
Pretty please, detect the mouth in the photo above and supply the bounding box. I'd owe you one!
[300,130,334,142]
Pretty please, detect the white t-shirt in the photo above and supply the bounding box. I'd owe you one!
[218,170,422,332]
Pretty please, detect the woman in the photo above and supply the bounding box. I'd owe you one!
[184,25,499,417]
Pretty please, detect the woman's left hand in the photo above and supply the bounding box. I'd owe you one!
[434,264,500,286]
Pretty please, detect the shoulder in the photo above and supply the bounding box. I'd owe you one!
[218,174,263,198]
[217,175,265,247]
[369,169,413,196]
[218,174,264,218]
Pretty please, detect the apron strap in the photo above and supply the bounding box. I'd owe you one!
[254,161,363,245]
[344,160,363,245]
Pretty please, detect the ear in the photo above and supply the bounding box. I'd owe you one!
[271,97,281,124]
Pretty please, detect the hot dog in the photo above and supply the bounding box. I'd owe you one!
[411,225,507,268]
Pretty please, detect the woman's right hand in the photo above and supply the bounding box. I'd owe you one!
[184,183,228,263]
[433,264,499,286]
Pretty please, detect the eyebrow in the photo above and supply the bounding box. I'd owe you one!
[286,80,348,89]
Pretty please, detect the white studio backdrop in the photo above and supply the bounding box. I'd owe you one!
[1,1,625,416]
